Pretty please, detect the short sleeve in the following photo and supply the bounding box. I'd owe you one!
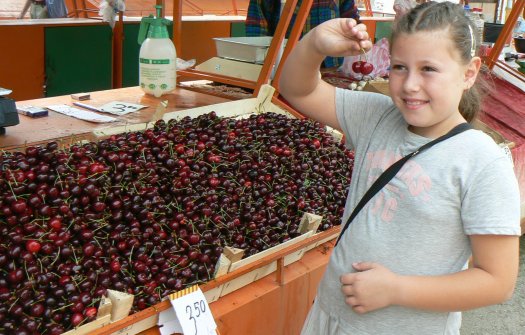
[335,87,394,150]
[462,156,521,235]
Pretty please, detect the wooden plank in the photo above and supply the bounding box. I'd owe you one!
[0,86,230,150]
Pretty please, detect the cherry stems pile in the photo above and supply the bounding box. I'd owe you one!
[0,112,354,334]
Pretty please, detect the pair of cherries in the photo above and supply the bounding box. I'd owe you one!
[351,48,374,75]
[352,60,374,75]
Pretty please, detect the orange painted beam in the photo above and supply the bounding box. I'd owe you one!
[0,24,45,101]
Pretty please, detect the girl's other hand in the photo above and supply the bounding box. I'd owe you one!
[340,262,400,314]
[310,18,373,58]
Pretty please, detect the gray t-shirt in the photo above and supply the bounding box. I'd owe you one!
[304,88,521,335]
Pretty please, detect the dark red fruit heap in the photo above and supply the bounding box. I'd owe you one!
[0,112,354,334]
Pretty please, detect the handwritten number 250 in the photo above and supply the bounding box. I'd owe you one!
[186,300,207,335]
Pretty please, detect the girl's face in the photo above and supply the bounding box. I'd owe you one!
[389,29,480,138]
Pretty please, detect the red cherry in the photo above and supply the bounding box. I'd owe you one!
[26,240,41,254]
[110,260,121,272]
[208,177,220,188]
[188,234,200,245]
[352,61,363,73]
[361,62,374,75]
[85,306,97,319]
[48,217,62,231]
[71,312,84,326]
[11,199,27,214]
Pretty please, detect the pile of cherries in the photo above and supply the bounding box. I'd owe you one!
[0,112,354,334]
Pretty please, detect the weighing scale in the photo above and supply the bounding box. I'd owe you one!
[194,36,286,83]
[175,0,306,95]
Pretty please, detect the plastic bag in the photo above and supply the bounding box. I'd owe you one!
[339,38,391,79]
[99,0,126,28]
[177,58,196,70]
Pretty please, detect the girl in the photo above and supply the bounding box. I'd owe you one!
[279,2,521,334]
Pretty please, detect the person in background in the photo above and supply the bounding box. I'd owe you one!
[246,0,360,68]
[279,1,520,334]
[19,0,47,19]
[19,0,67,19]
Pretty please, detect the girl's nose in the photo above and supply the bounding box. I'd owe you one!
[403,72,421,93]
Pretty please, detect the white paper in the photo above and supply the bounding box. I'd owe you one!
[170,288,217,335]
[99,101,147,116]
[46,105,117,123]
[0,87,12,96]
[159,319,184,335]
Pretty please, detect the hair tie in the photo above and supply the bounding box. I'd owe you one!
[467,24,476,58]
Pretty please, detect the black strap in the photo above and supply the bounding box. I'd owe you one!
[335,123,472,246]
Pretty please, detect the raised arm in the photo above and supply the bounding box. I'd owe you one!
[278,18,372,130]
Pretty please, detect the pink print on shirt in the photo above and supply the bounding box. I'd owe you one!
[366,150,432,222]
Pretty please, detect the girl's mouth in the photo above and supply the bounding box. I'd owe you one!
[403,99,429,110]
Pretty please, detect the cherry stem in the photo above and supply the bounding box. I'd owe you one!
[360,48,368,63]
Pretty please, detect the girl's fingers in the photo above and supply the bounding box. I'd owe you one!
[341,282,352,294]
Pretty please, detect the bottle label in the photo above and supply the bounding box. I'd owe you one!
[139,58,176,95]
[140,58,171,65]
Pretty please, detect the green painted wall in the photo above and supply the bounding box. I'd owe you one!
[123,23,141,88]
[231,22,246,37]
[375,21,393,42]
[45,25,112,97]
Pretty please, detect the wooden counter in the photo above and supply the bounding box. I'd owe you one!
[0,86,230,150]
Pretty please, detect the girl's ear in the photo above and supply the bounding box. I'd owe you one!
[464,56,482,89]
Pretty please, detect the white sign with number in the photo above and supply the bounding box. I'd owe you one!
[169,287,217,335]
[99,101,147,115]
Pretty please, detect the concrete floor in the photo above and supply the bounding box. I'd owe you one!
[461,234,525,334]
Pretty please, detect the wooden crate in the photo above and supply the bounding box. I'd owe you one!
[220,229,315,296]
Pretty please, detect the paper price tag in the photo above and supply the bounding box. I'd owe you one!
[169,285,217,335]
[99,101,147,115]
[500,144,514,167]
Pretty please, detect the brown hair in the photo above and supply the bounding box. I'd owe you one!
[391,1,493,122]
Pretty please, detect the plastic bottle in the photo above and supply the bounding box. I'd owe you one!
[471,8,485,46]
[463,4,471,17]
[138,5,176,98]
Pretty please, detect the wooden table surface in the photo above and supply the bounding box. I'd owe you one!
[0,86,230,150]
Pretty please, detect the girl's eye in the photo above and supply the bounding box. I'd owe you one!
[422,66,437,72]
[391,64,406,71]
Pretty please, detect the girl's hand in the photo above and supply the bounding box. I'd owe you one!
[309,18,373,58]
[340,262,400,314]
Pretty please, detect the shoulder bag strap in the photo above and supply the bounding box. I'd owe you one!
[335,123,472,246]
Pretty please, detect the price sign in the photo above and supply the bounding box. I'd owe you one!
[500,144,514,166]
[169,285,217,335]
[99,101,147,115]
